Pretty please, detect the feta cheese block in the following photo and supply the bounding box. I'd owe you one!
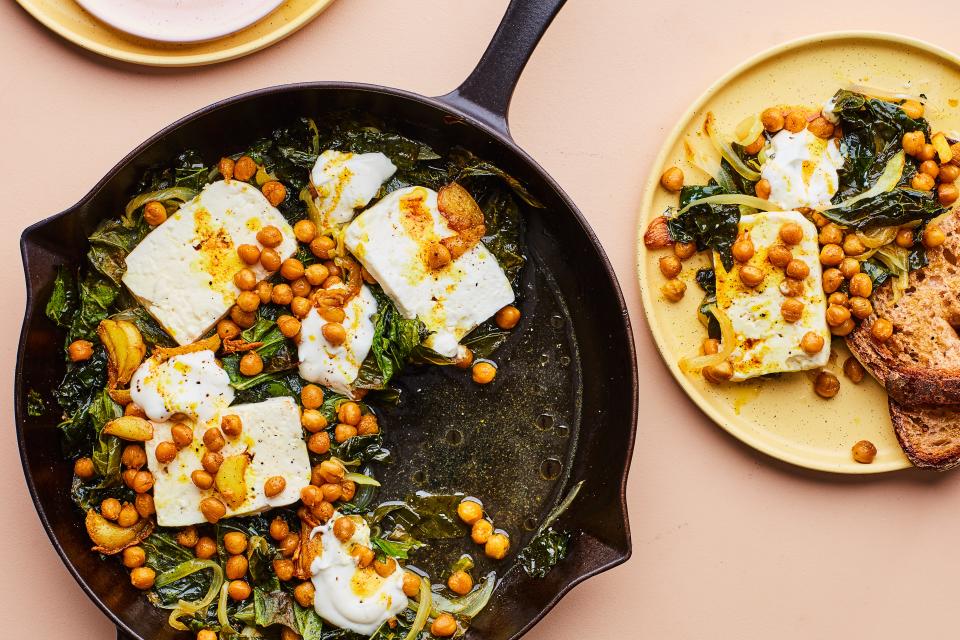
[344,186,514,357]
[714,210,830,380]
[298,284,378,396]
[130,349,234,423]
[310,512,408,635]
[310,150,397,229]
[122,180,297,345]
[145,396,311,527]
[760,128,844,210]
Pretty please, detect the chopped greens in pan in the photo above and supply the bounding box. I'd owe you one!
[46,112,576,638]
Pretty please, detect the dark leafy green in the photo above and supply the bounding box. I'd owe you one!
[371,536,424,560]
[68,271,120,344]
[27,389,46,416]
[695,268,716,295]
[110,306,176,348]
[821,188,945,230]
[137,150,211,195]
[89,390,123,486]
[143,532,211,608]
[330,433,390,465]
[355,289,427,390]
[45,266,77,328]
[860,259,893,288]
[253,589,325,640]
[53,348,108,456]
[518,527,570,578]
[86,218,151,285]
[373,493,466,541]
[667,183,741,271]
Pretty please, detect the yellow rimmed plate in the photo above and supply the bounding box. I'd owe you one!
[15,0,335,67]
[637,32,960,474]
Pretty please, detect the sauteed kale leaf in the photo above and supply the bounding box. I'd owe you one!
[821,187,945,230]
[518,527,570,578]
[45,266,77,328]
[667,182,740,271]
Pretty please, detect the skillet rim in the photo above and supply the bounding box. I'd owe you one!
[16,80,639,640]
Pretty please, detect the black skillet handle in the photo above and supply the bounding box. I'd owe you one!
[436,0,566,139]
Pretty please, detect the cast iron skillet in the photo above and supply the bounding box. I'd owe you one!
[16,1,638,638]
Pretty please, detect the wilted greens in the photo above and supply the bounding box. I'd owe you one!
[667,182,741,271]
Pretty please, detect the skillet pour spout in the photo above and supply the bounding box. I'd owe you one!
[17,1,638,639]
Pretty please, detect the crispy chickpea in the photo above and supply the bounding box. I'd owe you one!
[767,245,792,268]
[176,526,199,548]
[236,290,261,314]
[269,517,289,542]
[472,361,497,385]
[312,501,335,523]
[842,235,865,256]
[814,371,840,399]
[818,223,844,246]
[239,351,264,376]
[702,338,720,355]
[941,164,960,183]
[374,556,397,578]
[336,401,360,426]
[73,457,95,480]
[673,241,697,260]
[839,257,860,279]
[755,178,772,200]
[220,414,242,439]
[780,298,804,323]
[852,440,877,464]
[322,276,343,289]
[132,470,154,494]
[200,497,227,524]
[294,384,322,411]
[843,356,866,383]
[848,272,873,298]
[484,533,510,560]
[322,322,347,346]
[819,244,844,267]
[232,269,257,294]
[310,236,337,260]
[736,265,761,288]
[357,414,379,436]
[939,183,960,206]
[430,613,457,638]
[219,157,236,180]
[101,497,122,521]
[320,306,346,323]
[902,131,925,156]
[234,156,256,181]
[448,570,473,596]
[923,224,947,248]
[203,427,225,452]
[201,452,223,475]
[134,497,157,519]
[118,503,139,528]
[451,347,475,371]
[826,304,851,327]
[67,339,94,362]
[122,469,138,489]
[262,181,287,207]
[920,159,940,178]
[655,255,683,281]
[279,258,304,282]
[785,259,810,280]
[259,475,287,500]
[402,571,422,597]
[702,360,734,384]
[334,423,358,443]
[361,267,377,285]
[779,277,804,297]
[800,331,824,355]
[230,305,257,329]
[260,247,282,272]
[274,315,300,339]
[304,415,330,440]
[256,225,283,248]
[130,567,156,590]
[143,201,167,226]
[191,470,214,490]
[811,212,830,228]
[457,499,484,525]
[871,318,894,342]
[761,108,785,132]
[223,531,248,555]
[268,285,292,308]
[661,279,686,302]
[660,167,684,192]
[828,292,848,307]
[911,172,936,191]
[849,296,873,320]
[318,459,345,483]
[237,244,261,265]
[822,268,843,294]
[808,116,835,139]
[294,219,317,243]
[918,143,937,162]
[471,519,494,545]
[217,319,242,340]
[171,422,194,449]
[301,484,323,507]
[228,580,252,602]
[122,546,146,569]
[354,545,375,568]
[294,582,315,608]
[198,630,217,640]
[495,305,522,330]
[226,554,249,580]
[731,237,754,263]
[340,480,356,502]
[333,516,356,542]
[321,483,342,503]
[324,261,341,278]
[273,558,295,582]
[743,135,764,155]
[125,403,147,418]
[195,536,217,559]
[901,100,924,119]
[778,222,803,245]
[291,296,312,319]
[831,317,856,337]
[154,441,177,465]
[304,264,330,287]
[784,110,807,133]
[277,532,298,558]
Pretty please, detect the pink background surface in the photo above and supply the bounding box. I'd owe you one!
[4,1,960,638]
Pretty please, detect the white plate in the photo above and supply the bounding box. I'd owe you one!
[74,0,285,43]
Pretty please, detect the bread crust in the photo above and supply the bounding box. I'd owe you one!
[890,398,960,470]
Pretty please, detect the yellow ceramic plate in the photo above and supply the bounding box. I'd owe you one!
[638,32,960,474]
[15,0,335,67]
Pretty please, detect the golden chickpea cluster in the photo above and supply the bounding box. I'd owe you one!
[900,124,960,206]
[456,498,510,561]
[657,239,697,303]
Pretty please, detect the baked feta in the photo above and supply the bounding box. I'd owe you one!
[344,186,514,357]
[714,210,830,380]
[122,180,297,345]
[144,396,311,527]
[309,150,396,230]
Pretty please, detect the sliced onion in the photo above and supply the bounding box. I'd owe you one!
[430,572,496,618]
[845,83,922,102]
[156,559,224,630]
[676,194,781,217]
[124,186,196,217]
[344,471,381,486]
[824,151,904,213]
[683,138,721,181]
[679,304,736,372]
[733,114,764,147]
[856,226,899,249]
[404,576,433,640]
[704,112,761,182]
[216,582,236,634]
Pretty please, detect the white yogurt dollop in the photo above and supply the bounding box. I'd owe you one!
[130,349,234,422]
[310,150,397,228]
[760,128,844,210]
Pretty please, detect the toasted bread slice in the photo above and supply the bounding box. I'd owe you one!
[846,210,960,404]
[889,398,960,470]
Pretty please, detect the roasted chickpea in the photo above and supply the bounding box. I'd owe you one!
[673,241,697,260]
[818,223,844,246]
[310,236,337,260]
[784,109,807,133]
[119,444,145,470]
[198,630,217,640]
[239,351,264,376]
[236,290,261,314]
[743,135,764,155]
[334,401,360,426]
[122,469,138,489]
[871,318,894,342]
[852,440,877,464]
[471,519,494,545]
[828,292,848,307]
[262,181,287,207]
[849,296,873,320]
[333,516,356,542]
[831,317,856,337]
[294,219,317,243]
[737,265,762,287]
[918,143,937,162]
[939,183,960,206]
[761,108,785,132]
[290,296,312,319]
[819,244,844,267]
[495,305,522,330]
[767,245,792,268]
[702,338,720,355]
[260,247,282,272]
[230,305,256,329]
[431,609,458,636]
[322,322,347,346]
[255,225,282,248]
[312,501,335,523]
[231,268,255,292]
[130,567,156,590]
[702,360,734,384]
[143,201,167,226]
[269,517,289,542]
[448,570,473,596]
[334,423,358,443]
[134,494,156,520]
[67,339,94,362]
[321,482,342,503]
[484,533,510,560]
[901,100,924,119]
[357,414,379,436]
[800,331,824,354]
[457,499,484,525]
[171,422,194,449]
[848,272,873,298]
[320,306,346,323]
[219,157,236,180]
[266,286,291,309]
[777,222,802,245]
[228,580,252,602]
[340,480,356,502]
[842,235,865,256]
[155,441,177,465]
[278,258,303,282]
[202,427,225,452]
[224,531,248,555]
[839,257,860,279]
[731,237,755,263]
[74,457,95,480]
[302,264,328,287]
[911,172,936,191]
[279,533,299,557]
[826,304,851,327]
[940,164,960,183]
[226,554,249,580]
[292,384,321,412]
[122,546,146,569]
[402,571,422,597]
[191,470,214,490]
[920,159,940,178]
[274,315,300,339]
[354,545,375,568]
[101,497,122,521]
[923,224,947,248]
[201,452,223,475]
[902,131,925,157]
[472,361,497,384]
[784,259,810,280]
[217,319,242,340]
[808,116,835,139]
[822,268,843,294]
[755,179,772,200]
[118,503,139,528]
[234,156,256,181]
[811,212,830,228]
[221,414,242,439]
[301,484,324,507]
[361,267,377,285]
[305,416,330,441]
[780,297,804,323]
[660,167,684,192]
[318,459,345,483]
[176,526,199,548]
[200,497,227,524]
[294,582,316,608]
[132,470,154,494]
[195,536,217,559]
[125,403,147,418]
[843,356,866,383]
[273,558,295,582]
[374,556,397,578]
[814,371,840,399]
[237,243,261,265]
[661,279,686,302]
[779,278,804,298]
